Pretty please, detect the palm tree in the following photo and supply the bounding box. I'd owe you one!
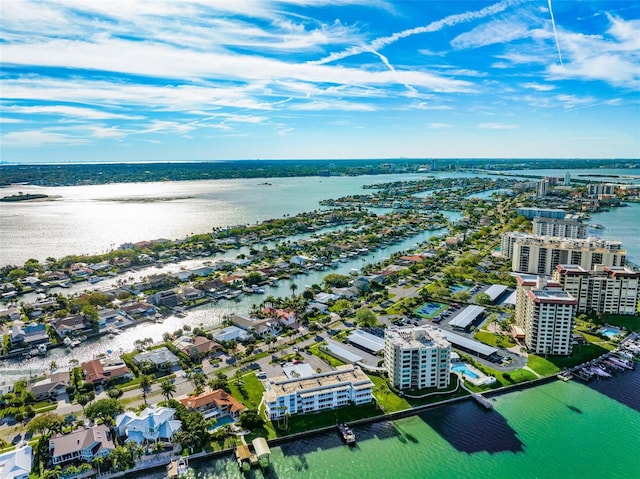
[289,282,298,297]
[139,375,153,405]
[159,379,176,404]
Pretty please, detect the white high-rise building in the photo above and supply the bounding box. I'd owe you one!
[553,264,640,315]
[501,232,626,275]
[532,217,588,239]
[515,275,577,356]
[384,326,451,390]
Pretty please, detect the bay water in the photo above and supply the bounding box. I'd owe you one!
[140,367,640,478]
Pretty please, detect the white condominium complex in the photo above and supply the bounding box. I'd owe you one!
[515,275,577,356]
[501,232,626,275]
[532,217,588,239]
[553,264,640,315]
[262,365,373,420]
[384,326,451,390]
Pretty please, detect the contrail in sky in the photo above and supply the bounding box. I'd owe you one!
[548,0,563,65]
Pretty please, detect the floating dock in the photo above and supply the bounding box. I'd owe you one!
[235,437,270,471]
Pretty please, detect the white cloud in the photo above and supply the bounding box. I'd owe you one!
[521,82,555,91]
[1,130,89,146]
[429,123,451,128]
[477,122,518,129]
[5,105,143,120]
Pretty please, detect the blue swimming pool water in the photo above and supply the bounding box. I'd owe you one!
[452,364,479,379]
[601,327,622,338]
[208,414,236,431]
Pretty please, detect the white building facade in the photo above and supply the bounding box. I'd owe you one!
[384,326,451,390]
[532,217,588,239]
[553,264,640,315]
[501,232,626,275]
[515,276,577,356]
[262,365,373,420]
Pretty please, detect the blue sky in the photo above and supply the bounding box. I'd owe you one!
[1,0,639,163]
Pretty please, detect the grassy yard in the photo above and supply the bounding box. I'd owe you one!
[547,343,611,369]
[271,403,383,436]
[308,344,346,368]
[586,313,640,332]
[526,355,560,376]
[368,375,411,413]
[474,330,516,348]
[227,373,265,410]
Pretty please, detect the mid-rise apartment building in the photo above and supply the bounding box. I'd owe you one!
[384,326,451,390]
[262,365,373,420]
[501,232,626,275]
[515,275,577,356]
[553,264,640,315]
[532,217,588,239]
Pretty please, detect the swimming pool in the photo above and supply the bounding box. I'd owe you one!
[208,414,236,432]
[451,363,479,379]
[600,327,622,338]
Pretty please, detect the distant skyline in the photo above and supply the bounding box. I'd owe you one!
[1,0,639,164]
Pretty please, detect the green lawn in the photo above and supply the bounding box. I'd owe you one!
[272,403,383,436]
[227,373,265,410]
[308,344,346,367]
[474,330,516,348]
[369,375,411,413]
[547,343,611,369]
[526,355,560,376]
[586,313,640,332]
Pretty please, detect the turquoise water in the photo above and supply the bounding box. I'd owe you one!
[140,367,640,478]
[207,415,235,432]
[452,363,479,379]
[600,327,622,338]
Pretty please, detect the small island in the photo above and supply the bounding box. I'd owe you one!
[0,192,49,202]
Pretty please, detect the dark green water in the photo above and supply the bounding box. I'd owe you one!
[143,367,640,479]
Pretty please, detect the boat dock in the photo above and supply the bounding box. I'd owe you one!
[570,335,638,383]
[235,437,270,472]
[471,393,493,410]
[166,457,188,479]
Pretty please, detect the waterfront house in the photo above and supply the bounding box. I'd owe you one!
[232,314,282,338]
[133,347,179,370]
[179,388,245,420]
[0,306,21,321]
[180,286,205,301]
[213,326,248,343]
[28,371,71,401]
[10,321,49,346]
[174,335,222,358]
[53,314,88,337]
[263,365,374,420]
[82,359,132,386]
[148,289,179,307]
[0,445,32,479]
[262,307,297,327]
[121,301,157,318]
[49,425,114,465]
[115,406,181,445]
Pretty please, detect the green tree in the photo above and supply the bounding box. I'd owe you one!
[139,375,153,405]
[355,307,378,327]
[159,379,176,404]
[84,398,123,425]
[208,372,228,392]
[238,409,264,429]
[323,273,350,288]
[26,412,64,436]
[189,372,207,395]
[475,292,492,305]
